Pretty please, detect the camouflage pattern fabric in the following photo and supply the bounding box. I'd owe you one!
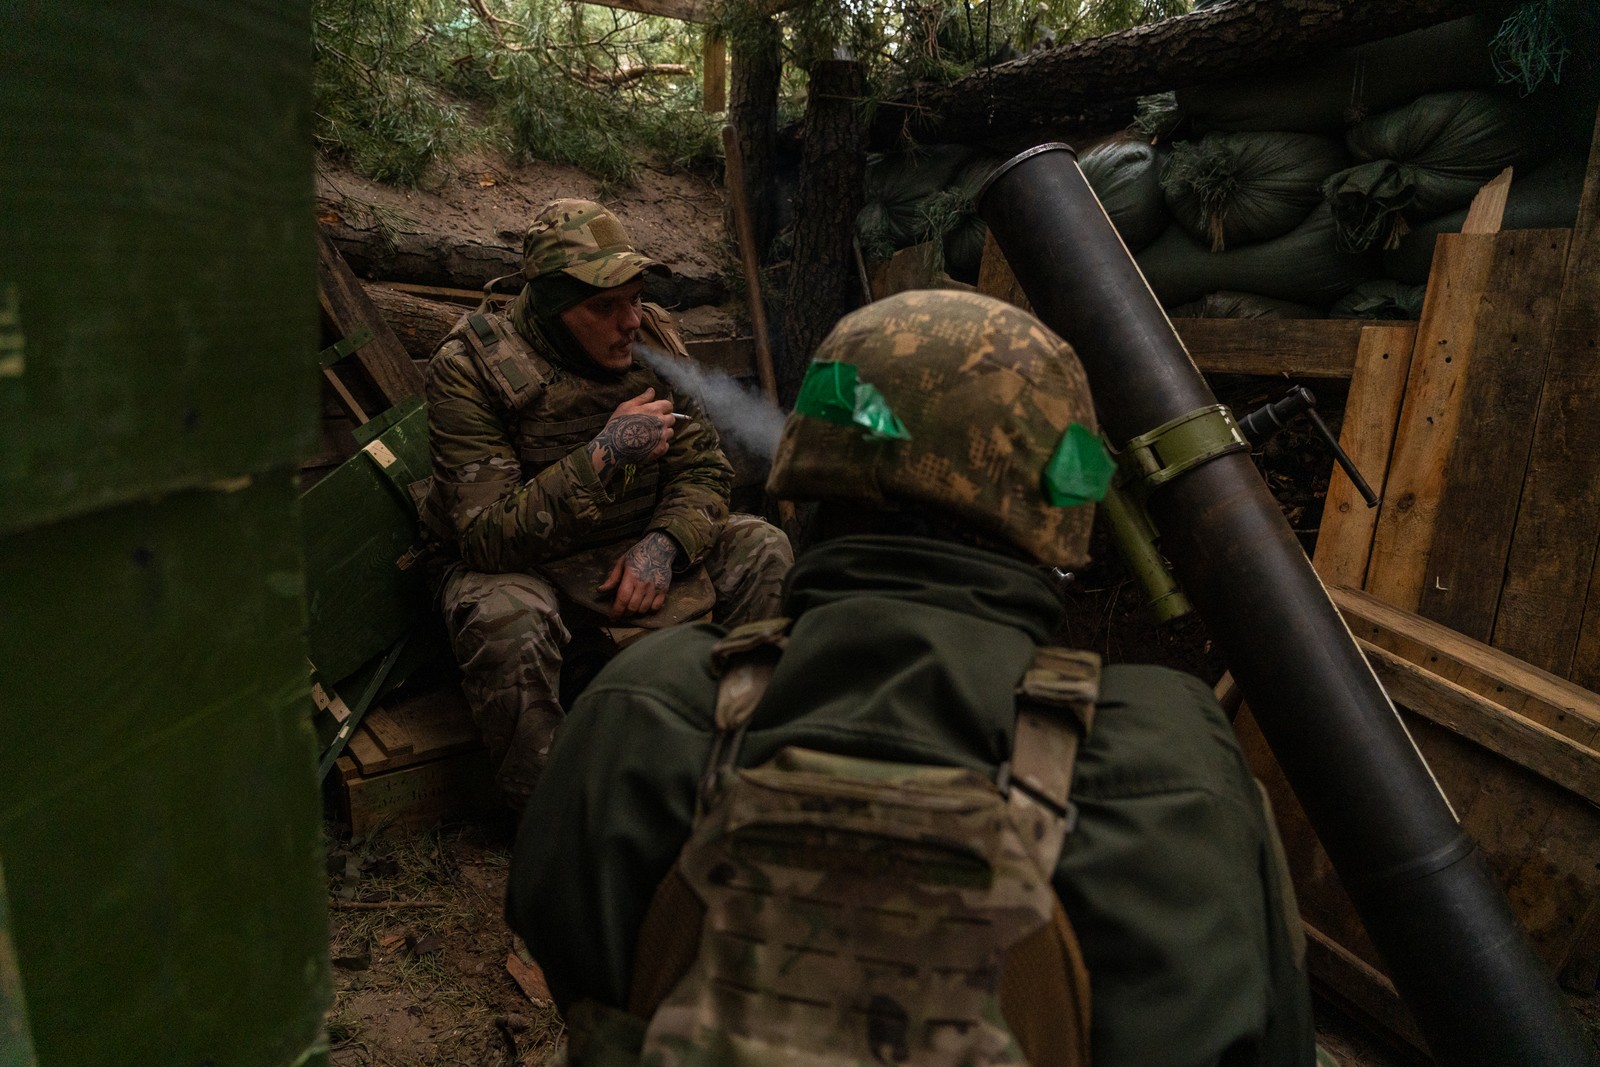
[507,537,1314,1067]
[421,296,735,572]
[422,291,792,807]
[641,749,1057,1066]
[523,198,666,288]
[767,289,1098,569]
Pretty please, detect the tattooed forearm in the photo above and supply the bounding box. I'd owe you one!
[624,532,676,591]
[591,414,665,481]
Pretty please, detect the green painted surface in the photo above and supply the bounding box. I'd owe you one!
[0,2,330,1063]
[0,1,318,537]
[0,863,38,1067]
[0,482,331,1067]
[301,398,433,684]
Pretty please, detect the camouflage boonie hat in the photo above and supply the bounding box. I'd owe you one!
[767,290,1101,567]
[521,198,667,287]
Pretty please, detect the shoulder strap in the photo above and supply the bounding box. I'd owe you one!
[696,617,792,817]
[1003,646,1101,874]
[639,302,689,360]
[451,310,550,414]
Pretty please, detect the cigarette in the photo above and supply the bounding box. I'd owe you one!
[671,412,691,422]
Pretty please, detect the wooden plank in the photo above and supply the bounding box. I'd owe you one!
[383,281,509,307]
[1302,922,1426,1056]
[1415,229,1572,641]
[336,749,497,837]
[1331,585,1600,749]
[1363,232,1498,611]
[317,228,426,412]
[1172,319,1371,379]
[362,705,415,760]
[1492,107,1600,678]
[702,30,726,112]
[1311,324,1416,587]
[1362,644,1600,806]
[1576,545,1600,693]
[1461,166,1513,234]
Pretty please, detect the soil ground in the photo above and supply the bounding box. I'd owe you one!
[315,145,1599,1066]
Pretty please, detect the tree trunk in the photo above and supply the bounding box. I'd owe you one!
[726,15,783,259]
[318,219,729,310]
[781,59,868,404]
[362,284,471,363]
[877,0,1501,145]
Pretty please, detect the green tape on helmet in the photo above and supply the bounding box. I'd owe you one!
[1043,423,1115,506]
[793,361,911,441]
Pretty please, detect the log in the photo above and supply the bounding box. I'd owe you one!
[318,215,729,310]
[365,283,466,363]
[878,0,1499,145]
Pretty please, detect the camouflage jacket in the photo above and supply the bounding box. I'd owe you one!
[420,300,733,574]
[507,536,1314,1067]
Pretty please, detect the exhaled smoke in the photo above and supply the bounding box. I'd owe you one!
[634,344,786,462]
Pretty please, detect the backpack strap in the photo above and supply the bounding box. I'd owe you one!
[639,303,690,360]
[696,617,792,817]
[1002,646,1101,875]
[454,309,550,414]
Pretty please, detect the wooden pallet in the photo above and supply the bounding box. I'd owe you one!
[329,680,497,836]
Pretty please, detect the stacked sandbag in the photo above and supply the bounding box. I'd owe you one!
[1079,138,1170,252]
[1176,17,1498,135]
[1324,90,1547,251]
[1382,153,1589,283]
[1163,133,1348,251]
[1329,280,1428,320]
[857,146,998,282]
[1135,203,1376,308]
[1118,7,1594,319]
[1169,292,1321,320]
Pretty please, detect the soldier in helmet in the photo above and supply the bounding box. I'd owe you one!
[420,198,793,810]
[506,290,1314,1066]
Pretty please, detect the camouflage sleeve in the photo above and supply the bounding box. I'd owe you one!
[640,310,734,566]
[425,339,615,573]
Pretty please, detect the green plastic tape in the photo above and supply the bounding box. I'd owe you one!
[1044,423,1115,506]
[793,361,911,441]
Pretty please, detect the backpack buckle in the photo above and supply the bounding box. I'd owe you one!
[995,760,1079,833]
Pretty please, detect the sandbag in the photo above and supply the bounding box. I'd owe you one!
[1134,203,1376,308]
[1169,291,1321,319]
[1381,153,1588,284]
[1080,139,1170,252]
[859,145,974,252]
[1345,90,1545,217]
[1176,17,1497,134]
[1329,280,1427,320]
[1162,132,1349,250]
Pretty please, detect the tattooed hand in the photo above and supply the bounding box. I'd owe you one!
[598,531,678,619]
[590,388,674,483]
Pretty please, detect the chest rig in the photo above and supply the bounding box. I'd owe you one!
[449,305,684,553]
[612,619,1101,1067]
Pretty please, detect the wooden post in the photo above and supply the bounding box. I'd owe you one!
[702,29,726,112]
[1493,106,1600,680]
[780,58,867,403]
[725,14,782,260]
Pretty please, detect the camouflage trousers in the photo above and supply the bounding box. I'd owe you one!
[439,514,793,809]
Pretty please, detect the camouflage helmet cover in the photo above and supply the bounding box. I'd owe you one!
[767,290,1099,567]
[521,198,668,288]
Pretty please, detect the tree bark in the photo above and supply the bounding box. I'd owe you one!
[781,59,868,404]
[318,219,729,310]
[362,284,469,363]
[726,15,783,259]
[877,0,1502,145]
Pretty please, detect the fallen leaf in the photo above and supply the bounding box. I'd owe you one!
[479,175,497,187]
[506,951,552,1005]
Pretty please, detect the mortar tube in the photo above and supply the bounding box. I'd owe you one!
[978,143,1595,1067]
